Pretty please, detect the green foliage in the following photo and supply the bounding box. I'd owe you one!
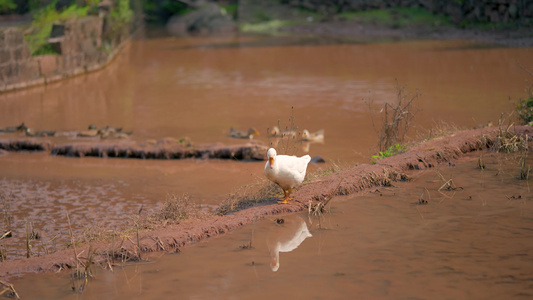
[25,1,89,55]
[110,0,133,26]
[160,0,188,16]
[143,0,188,23]
[32,43,57,56]
[339,7,450,28]
[516,94,533,125]
[0,0,16,14]
[221,4,238,19]
[371,144,405,164]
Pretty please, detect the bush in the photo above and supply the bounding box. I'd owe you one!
[24,1,89,55]
[516,94,533,125]
[0,0,16,14]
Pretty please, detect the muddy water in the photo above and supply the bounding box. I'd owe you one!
[11,150,533,299]
[0,36,532,259]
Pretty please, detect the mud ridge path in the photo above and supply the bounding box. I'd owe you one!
[1,125,531,278]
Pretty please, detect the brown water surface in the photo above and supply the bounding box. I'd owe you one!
[10,151,533,299]
[0,36,532,260]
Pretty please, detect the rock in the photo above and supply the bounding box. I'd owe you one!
[166,3,237,36]
[311,155,326,163]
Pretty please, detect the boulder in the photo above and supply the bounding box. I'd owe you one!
[166,3,237,36]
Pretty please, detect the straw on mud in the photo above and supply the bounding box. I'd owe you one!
[25,219,31,258]
[519,151,531,180]
[309,179,343,216]
[0,279,19,299]
[436,171,462,191]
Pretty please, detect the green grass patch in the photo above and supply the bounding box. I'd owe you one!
[371,143,406,164]
[240,19,293,33]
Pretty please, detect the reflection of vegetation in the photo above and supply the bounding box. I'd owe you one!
[339,7,450,28]
[25,2,89,55]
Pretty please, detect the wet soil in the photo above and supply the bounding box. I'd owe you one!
[0,125,531,279]
[8,127,533,299]
[1,24,533,297]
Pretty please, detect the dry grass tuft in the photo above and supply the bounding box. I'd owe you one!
[419,120,463,143]
[306,160,344,182]
[519,151,531,180]
[0,192,13,261]
[137,194,210,229]
[267,106,305,157]
[365,80,418,152]
[491,114,528,153]
[217,179,280,215]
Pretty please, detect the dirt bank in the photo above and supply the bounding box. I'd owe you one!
[0,125,530,278]
[0,138,267,161]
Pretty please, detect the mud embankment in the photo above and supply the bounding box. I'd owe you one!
[0,125,531,278]
[0,138,267,160]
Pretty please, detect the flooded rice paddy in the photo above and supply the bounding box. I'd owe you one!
[10,150,533,299]
[0,33,532,297]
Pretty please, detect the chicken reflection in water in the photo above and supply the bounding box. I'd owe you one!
[267,215,312,272]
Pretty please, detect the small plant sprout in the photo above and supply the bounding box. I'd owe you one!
[371,143,406,164]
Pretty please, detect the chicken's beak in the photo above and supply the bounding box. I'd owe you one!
[269,156,274,168]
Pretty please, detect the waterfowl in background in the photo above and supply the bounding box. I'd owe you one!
[301,129,324,142]
[264,148,311,204]
[229,127,260,139]
[0,122,27,133]
[25,128,56,137]
[269,126,297,138]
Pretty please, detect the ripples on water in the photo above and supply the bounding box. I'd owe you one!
[9,151,533,299]
[0,177,140,259]
[0,35,533,291]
